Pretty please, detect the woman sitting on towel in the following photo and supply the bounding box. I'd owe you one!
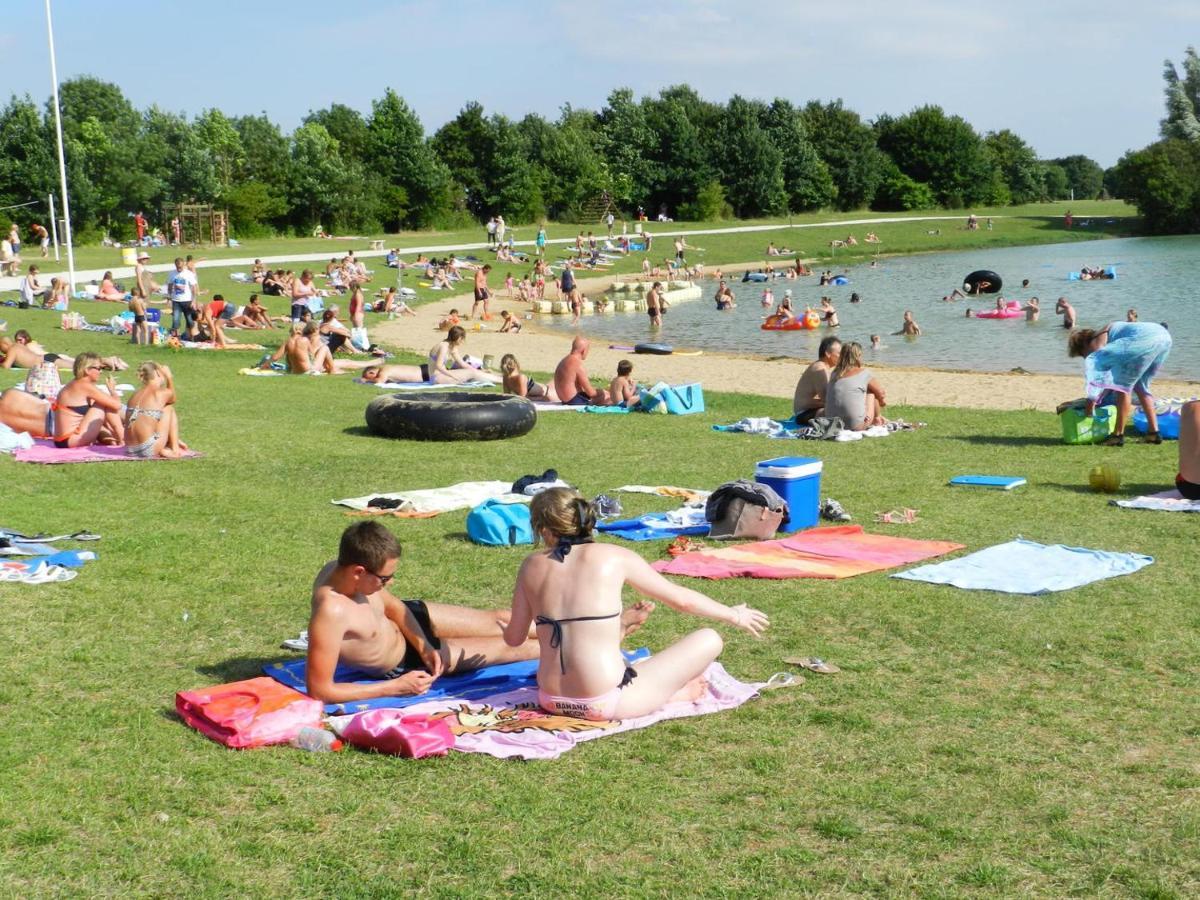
[95,271,127,302]
[1067,321,1172,446]
[123,362,187,458]
[500,353,557,401]
[824,341,887,431]
[52,353,125,448]
[428,326,502,384]
[504,488,769,722]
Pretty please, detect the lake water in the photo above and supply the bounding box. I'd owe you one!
[539,235,1199,378]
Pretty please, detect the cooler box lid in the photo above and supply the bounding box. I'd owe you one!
[755,457,823,479]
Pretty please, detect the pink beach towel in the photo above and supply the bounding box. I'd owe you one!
[651,525,964,580]
[13,440,201,464]
[328,662,758,761]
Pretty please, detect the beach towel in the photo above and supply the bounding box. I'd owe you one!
[615,485,711,505]
[13,441,201,464]
[530,402,588,413]
[584,405,631,415]
[238,368,286,376]
[652,525,963,580]
[326,661,758,760]
[333,481,529,514]
[265,649,650,715]
[1111,490,1200,513]
[0,550,94,583]
[356,379,495,390]
[598,511,711,542]
[892,538,1153,594]
[0,423,34,454]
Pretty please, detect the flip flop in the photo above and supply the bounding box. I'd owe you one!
[784,656,840,675]
[281,630,309,652]
[761,671,805,690]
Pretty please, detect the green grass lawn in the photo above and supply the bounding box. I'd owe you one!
[0,296,1197,896]
[44,200,1134,273]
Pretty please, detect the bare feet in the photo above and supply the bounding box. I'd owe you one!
[621,600,655,638]
[667,675,708,705]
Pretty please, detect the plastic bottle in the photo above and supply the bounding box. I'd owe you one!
[290,726,343,752]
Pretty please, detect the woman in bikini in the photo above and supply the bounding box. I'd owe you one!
[500,354,556,401]
[95,271,127,302]
[504,488,768,722]
[52,353,125,448]
[428,326,502,384]
[123,362,186,458]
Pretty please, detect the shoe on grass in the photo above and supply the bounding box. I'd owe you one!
[821,498,852,522]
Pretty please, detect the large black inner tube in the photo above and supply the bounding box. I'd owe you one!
[634,343,673,355]
[365,392,537,441]
[964,269,1002,294]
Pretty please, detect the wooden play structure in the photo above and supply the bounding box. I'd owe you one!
[161,203,230,247]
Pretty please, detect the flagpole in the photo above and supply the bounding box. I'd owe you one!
[44,0,76,292]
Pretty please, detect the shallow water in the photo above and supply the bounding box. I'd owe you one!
[539,236,1199,378]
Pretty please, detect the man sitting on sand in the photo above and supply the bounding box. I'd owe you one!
[306,521,657,703]
[553,337,611,406]
[792,336,842,424]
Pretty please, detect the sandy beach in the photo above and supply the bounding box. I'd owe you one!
[373,272,1197,412]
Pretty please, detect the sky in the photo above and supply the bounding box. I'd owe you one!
[3,0,1196,167]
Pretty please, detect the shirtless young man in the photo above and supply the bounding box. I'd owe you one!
[261,323,371,375]
[1055,296,1076,329]
[306,521,542,703]
[471,265,492,320]
[553,336,611,406]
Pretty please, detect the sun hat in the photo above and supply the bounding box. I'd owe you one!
[137,250,150,260]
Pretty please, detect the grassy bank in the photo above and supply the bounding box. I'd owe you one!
[0,308,1196,896]
[38,200,1135,273]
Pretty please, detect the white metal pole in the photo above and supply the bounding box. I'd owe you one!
[48,193,60,261]
[44,0,75,292]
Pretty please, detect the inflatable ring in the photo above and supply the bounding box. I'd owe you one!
[964,269,1002,294]
[365,392,536,441]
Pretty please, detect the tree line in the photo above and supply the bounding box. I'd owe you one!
[0,77,1108,241]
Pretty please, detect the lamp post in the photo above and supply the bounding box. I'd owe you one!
[44,0,76,292]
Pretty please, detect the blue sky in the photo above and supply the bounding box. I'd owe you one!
[3,0,1196,167]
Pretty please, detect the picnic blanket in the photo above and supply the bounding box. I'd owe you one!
[13,441,201,464]
[892,537,1153,594]
[333,481,529,514]
[1111,490,1200,513]
[598,510,711,542]
[653,525,963,580]
[265,648,651,715]
[326,660,758,760]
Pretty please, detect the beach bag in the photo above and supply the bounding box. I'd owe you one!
[637,382,670,414]
[24,360,62,400]
[341,710,455,758]
[350,327,370,351]
[175,677,322,749]
[1060,404,1117,444]
[661,383,705,415]
[466,499,533,546]
[706,480,787,540]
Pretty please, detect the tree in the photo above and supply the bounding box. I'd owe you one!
[539,108,609,220]
[486,116,541,223]
[366,89,454,229]
[801,100,884,210]
[876,105,996,208]
[1049,155,1104,200]
[641,96,712,216]
[304,104,371,163]
[598,88,656,207]
[1160,46,1200,141]
[760,99,834,212]
[0,96,56,220]
[714,96,786,218]
[1111,139,1200,233]
[288,122,354,230]
[1040,163,1070,201]
[431,102,494,216]
[872,158,936,211]
[231,114,291,231]
[194,109,244,200]
[983,129,1044,205]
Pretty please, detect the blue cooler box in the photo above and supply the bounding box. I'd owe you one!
[755,456,823,533]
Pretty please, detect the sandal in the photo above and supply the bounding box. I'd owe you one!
[784,656,841,675]
[874,508,919,525]
[762,671,805,690]
[667,536,708,557]
[1101,433,1125,447]
[1140,431,1163,445]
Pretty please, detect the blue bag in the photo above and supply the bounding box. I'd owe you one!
[466,499,533,546]
[662,383,705,415]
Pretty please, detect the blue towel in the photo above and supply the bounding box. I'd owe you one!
[264,648,651,714]
[892,538,1152,594]
[597,512,710,542]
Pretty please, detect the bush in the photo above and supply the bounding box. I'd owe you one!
[1112,138,1200,234]
[679,181,732,221]
[872,169,936,211]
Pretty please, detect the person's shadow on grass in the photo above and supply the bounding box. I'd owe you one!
[956,435,1063,448]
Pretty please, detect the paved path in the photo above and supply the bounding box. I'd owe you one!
[0,214,986,292]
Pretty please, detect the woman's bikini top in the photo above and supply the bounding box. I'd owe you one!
[535,610,621,674]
